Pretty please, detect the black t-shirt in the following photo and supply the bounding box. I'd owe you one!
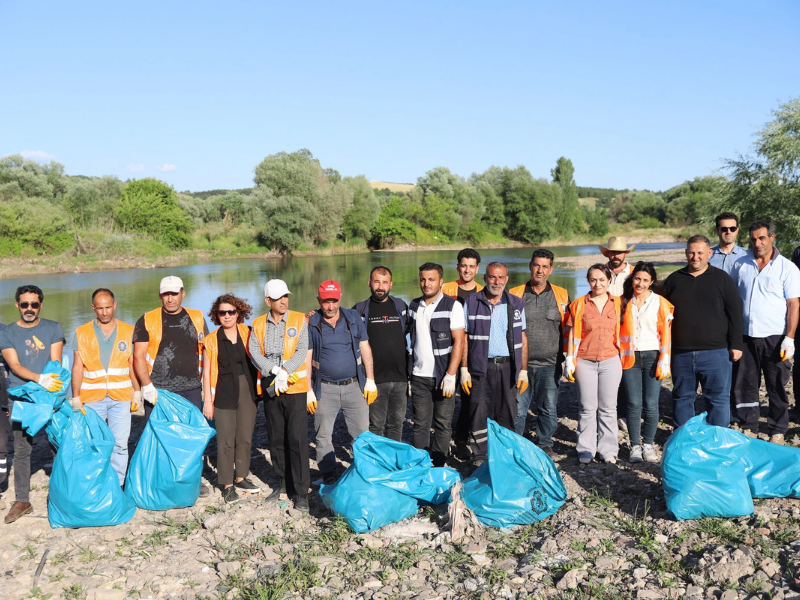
[364,299,407,384]
[132,309,209,392]
[456,285,478,306]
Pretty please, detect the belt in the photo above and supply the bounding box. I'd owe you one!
[321,377,358,386]
[488,356,510,364]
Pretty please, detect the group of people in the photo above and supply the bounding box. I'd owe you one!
[0,212,798,525]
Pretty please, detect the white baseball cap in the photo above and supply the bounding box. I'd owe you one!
[264,279,291,300]
[159,276,184,294]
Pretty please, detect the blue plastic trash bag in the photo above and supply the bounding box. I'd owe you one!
[742,437,800,498]
[662,413,753,520]
[458,420,567,528]
[352,432,461,504]
[320,463,419,533]
[45,401,74,451]
[8,360,71,436]
[125,390,215,510]
[48,408,136,528]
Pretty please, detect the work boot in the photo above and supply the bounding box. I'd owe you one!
[4,501,32,524]
[642,444,659,463]
[294,495,310,513]
[539,446,557,459]
[266,479,286,502]
[629,445,643,463]
[769,434,785,446]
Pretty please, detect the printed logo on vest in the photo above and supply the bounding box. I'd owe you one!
[117,341,128,353]
[514,309,521,321]
[198,332,205,341]
[437,332,448,340]
[287,327,298,338]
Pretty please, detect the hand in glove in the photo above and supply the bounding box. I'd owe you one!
[565,356,576,382]
[781,337,795,361]
[273,368,290,395]
[441,372,457,397]
[131,391,144,415]
[142,382,158,405]
[460,367,472,394]
[307,388,318,415]
[657,364,671,381]
[38,373,63,393]
[364,379,378,405]
[516,369,529,395]
[70,396,86,414]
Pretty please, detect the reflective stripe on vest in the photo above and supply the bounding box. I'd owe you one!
[252,311,309,393]
[143,307,206,375]
[75,320,135,403]
[619,295,674,378]
[465,290,525,381]
[408,294,457,388]
[568,295,622,361]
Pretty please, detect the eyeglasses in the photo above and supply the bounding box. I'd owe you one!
[19,302,41,309]
[218,309,238,317]
[719,226,738,233]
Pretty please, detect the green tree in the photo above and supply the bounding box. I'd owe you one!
[552,157,578,238]
[253,148,323,202]
[341,175,380,241]
[471,166,506,234]
[0,154,67,202]
[416,166,484,236]
[499,167,557,243]
[114,178,193,248]
[0,198,72,256]
[370,196,416,248]
[63,175,123,228]
[256,193,317,254]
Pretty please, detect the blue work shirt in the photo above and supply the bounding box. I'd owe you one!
[709,244,747,275]
[464,296,526,358]
[731,249,800,338]
[318,313,368,382]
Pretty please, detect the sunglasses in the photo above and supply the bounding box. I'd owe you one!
[19,302,41,309]
[719,226,738,233]
[218,309,238,317]
[634,261,655,268]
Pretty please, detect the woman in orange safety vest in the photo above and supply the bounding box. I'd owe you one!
[619,262,673,464]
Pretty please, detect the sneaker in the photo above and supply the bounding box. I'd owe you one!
[769,434,785,446]
[453,443,471,461]
[604,457,617,465]
[629,445,643,463]
[539,446,557,459]
[744,430,758,439]
[266,479,286,501]
[642,444,659,463]
[222,486,240,505]
[294,496,310,513]
[235,478,262,494]
[4,501,32,524]
[579,456,593,464]
[617,419,628,434]
[199,484,210,498]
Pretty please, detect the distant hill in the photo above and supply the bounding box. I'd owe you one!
[370,181,415,193]
[183,188,254,199]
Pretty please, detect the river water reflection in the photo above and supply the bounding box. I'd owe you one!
[0,243,683,338]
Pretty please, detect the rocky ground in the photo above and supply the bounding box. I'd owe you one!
[2,378,800,600]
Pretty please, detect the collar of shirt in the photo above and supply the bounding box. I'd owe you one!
[744,247,780,267]
[421,291,444,308]
[525,281,552,296]
[711,243,746,256]
[267,312,287,325]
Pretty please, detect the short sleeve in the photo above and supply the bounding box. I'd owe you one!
[450,303,465,331]
[462,303,470,334]
[520,308,527,331]
[0,328,9,351]
[783,261,800,300]
[132,315,149,343]
[50,322,66,345]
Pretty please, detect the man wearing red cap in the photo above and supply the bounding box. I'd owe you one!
[308,280,377,484]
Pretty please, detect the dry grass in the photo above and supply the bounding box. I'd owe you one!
[578,197,599,207]
[370,181,415,193]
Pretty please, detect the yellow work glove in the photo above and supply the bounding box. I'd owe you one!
[516,369,529,395]
[70,396,86,415]
[460,367,472,394]
[287,372,299,386]
[565,356,576,382]
[307,389,318,415]
[364,379,378,405]
[38,373,63,393]
[130,391,142,413]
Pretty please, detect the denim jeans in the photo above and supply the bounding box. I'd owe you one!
[514,364,561,446]
[85,396,132,486]
[672,348,732,428]
[622,351,661,446]
[369,381,408,441]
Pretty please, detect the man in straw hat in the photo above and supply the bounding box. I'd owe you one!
[599,236,635,297]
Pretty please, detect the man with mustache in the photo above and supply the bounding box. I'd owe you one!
[353,266,409,441]
[0,285,65,523]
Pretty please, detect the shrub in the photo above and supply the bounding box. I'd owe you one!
[114,178,192,249]
[0,199,73,256]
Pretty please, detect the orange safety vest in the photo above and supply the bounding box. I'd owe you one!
[202,324,261,398]
[509,282,570,353]
[567,295,622,360]
[620,295,674,379]
[442,280,484,299]
[75,320,135,403]
[143,307,206,375]
[251,310,309,393]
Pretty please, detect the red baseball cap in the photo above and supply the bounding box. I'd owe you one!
[318,280,342,300]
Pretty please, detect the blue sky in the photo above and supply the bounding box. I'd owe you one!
[2,0,798,193]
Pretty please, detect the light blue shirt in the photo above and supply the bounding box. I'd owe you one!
[730,249,800,338]
[709,244,747,275]
[464,296,526,358]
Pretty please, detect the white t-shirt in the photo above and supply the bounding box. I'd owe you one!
[608,263,632,297]
[412,292,465,378]
[630,292,661,352]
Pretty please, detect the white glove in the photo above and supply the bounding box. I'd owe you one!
[142,383,158,405]
[781,337,795,361]
[70,396,85,413]
[38,373,63,393]
[306,388,318,414]
[364,378,378,405]
[659,365,671,380]
[460,366,472,394]
[274,368,290,394]
[565,356,576,382]
[441,372,457,397]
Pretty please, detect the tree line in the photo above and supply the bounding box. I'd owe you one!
[1,96,797,257]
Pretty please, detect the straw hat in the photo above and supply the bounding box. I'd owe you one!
[599,236,635,256]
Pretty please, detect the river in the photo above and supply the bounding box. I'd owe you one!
[0,243,683,339]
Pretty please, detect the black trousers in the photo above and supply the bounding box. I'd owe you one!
[469,361,516,461]
[215,375,258,486]
[264,391,310,498]
[453,379,472,445]
[0,405,9,489]
[793,359,800,416]
[733,335,791,435]
[144,387,203,421]
[410,376,455,467]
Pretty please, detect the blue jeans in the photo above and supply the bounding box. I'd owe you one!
[622,351,661,446]
[672,348,732,428]
[85,396,132,485]
[514,364,561,447]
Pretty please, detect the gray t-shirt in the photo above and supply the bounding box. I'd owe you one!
[0,319,66,389]
[523,283,562,368]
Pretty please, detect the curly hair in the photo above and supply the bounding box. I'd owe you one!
[208,294,253,326]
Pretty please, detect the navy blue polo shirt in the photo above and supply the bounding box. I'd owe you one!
[319,315,368,382]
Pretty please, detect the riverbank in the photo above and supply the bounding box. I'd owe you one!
[0,229,684,280]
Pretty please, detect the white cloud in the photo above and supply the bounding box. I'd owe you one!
[155,163,177,172]
[19,150,57,161]
[125,162,146,173]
